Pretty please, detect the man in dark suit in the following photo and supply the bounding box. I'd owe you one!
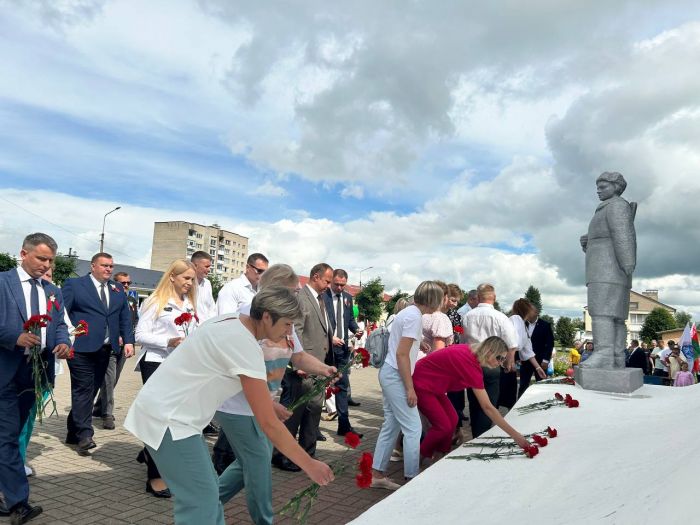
[273,263,333,472]
[518,313,554,398]
[62,252,134,454]
[324,268,363,436]
[0,233,70,523]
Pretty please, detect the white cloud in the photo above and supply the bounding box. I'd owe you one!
[249,181,288,198]
[340,184,364,199]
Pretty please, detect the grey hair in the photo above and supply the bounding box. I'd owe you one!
[259,264,298,290]
[413,281,444,313]
[22,233,58,254]
[467,289,478,299]
[250,285,303,324]
[597,172,627,195]
[477,283,495,301]
[393,298,409,314]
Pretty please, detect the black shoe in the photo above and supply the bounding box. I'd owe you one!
[102,416,115,430]
[146,481,172,499]
[337,427,364,439]
[77,437,96,455]
[347,399,361,407]
[9,502,42,524]
[316,433,327,442]
[272,457,301,472]
[136,450,147,464]
[203,423,219,435]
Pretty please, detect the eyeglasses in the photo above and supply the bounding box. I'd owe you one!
[118,281,132,286]
[248,265,266,275]
[496,355,506,363]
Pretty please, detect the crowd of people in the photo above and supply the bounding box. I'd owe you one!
[4,230,687,524]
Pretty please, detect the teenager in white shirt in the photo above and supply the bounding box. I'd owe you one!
[133,259,198,498]
[191,251,216,322]
[372,281,444,489]
[124,287,334,525]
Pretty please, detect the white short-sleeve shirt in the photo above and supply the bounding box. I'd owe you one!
[463,303,519,349]
[383,305,423,374]
[510,314,534,361]
[124,316,266,449]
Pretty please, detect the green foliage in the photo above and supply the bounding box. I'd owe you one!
[385,290,410,315]
[571,317,585,331]
[493,300,502,312]
[209,273,224,301]
[674,311,692,329]
[640,307,677,343]
[555,316,576,348]
[540,313,555,326]
[524,285,543,313]
[53,255,77,286]
[0,252,18,272]
[355,277,385,323]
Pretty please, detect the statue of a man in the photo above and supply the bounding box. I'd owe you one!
[580,172,637,369]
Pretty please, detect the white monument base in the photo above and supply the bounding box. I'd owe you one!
[352,382,698,524]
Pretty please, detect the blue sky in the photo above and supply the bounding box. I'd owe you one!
[2,1,700,319]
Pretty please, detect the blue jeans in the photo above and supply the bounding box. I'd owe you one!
[372,364,421,478]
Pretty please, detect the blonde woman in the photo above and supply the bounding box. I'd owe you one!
[412,337,530,461]
[134,259,198,498]
[371,281,444,489]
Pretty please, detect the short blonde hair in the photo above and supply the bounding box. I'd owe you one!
[393,298,409,314]
[477,283,495,302]
[471,336,508,367]
[413,281,444,313]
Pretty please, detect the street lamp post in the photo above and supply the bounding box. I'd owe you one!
[359,266,373,289]
[100,206,121,252]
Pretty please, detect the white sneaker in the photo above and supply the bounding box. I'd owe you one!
[389,449,403,462]
[371,477,401,490]
[24,465,33,477]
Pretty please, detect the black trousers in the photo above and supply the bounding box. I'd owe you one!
[467,366,501,438]
[67,345,111,441]
[139,360,162,480]
[518,360,544,398]
[498,369,518,409]
[274,369,323,460]
[446,390,465,429]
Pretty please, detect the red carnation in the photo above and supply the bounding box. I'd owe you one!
[359,452,373,474]
[344,431,361,449]
[357,348,370,368]
[523,445,539,458]
[554,392,563,401]
[533,435,548,447]
[68,348,75,360]
[564,393,573,403]
[546,426,558,438]
[355,473,372,488]
[325,387,335,400]
[568,399,580,408]
[454,326,464,334]
[174,312,193,326]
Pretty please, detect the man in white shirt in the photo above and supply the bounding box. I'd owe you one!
[457,289,479,324]
[652,339,671,378]
[191,251,216,322]
[463,283,518,437]
[216,253,269,316]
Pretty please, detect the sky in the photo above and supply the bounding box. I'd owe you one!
[2,0,700,319]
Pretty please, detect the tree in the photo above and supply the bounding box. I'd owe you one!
[209,273,225,301]
[493,300,502,312]
[355,277,385,323]
[571,318,585,331]
[0,252,17,272]
[53,255,77,286]
[639,307,677,343]
[540,313,555,326]
[675,311,692,328]
[524,285,543,313]
[555,316,576,348]
[385,290,409,315]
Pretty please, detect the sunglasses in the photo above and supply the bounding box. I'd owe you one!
[118,281,132,286]
[248,265,266,275]
[496,354,506,363]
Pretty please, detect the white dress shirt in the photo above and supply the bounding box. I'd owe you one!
[510,314,535,361]
[89,273,111,343]
[463,303,519,349]
[124,316,266,449]
[196,277,216,322]
[135,296,197,364]
[457,302,471,326]
[306,284,330,330]
[217,273,256,316]
[17,266,47,348]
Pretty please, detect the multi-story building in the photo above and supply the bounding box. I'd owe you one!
[150,221,249,283]
[582,289,676,343]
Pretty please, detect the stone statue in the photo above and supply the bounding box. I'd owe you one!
[580,172,637,370]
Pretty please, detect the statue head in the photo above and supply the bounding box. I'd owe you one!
[596,172,627,201]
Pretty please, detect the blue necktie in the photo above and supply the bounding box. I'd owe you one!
[30,278,40,316]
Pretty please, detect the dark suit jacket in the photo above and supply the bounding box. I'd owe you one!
[530,318,554,362]
[0,269,70,388]
[62,274,135,354]
[626,347,649,374]
[295,286,330,362]
[323,289,359,346]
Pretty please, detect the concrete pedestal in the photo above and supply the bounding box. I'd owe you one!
[575,367,643,393]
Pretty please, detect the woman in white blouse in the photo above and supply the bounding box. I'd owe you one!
[124,286,333,525]
[509,298,547,399]
[134,259,198,498]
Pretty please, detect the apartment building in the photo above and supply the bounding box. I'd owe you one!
[150,221,249,283]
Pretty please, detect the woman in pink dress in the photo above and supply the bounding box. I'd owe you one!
[413,337,530,461]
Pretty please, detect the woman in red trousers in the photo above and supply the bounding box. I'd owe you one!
[413,337,529,461]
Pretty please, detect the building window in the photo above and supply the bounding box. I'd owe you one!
[196,233,203,239]
[629,302,639,310]
[210,239,217,246]
[196,243,202,249]
[225,240,231,245]
[218,255,224,261]
[217,264,223,270]
[188,229,195,236]
[209,249,216,256]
